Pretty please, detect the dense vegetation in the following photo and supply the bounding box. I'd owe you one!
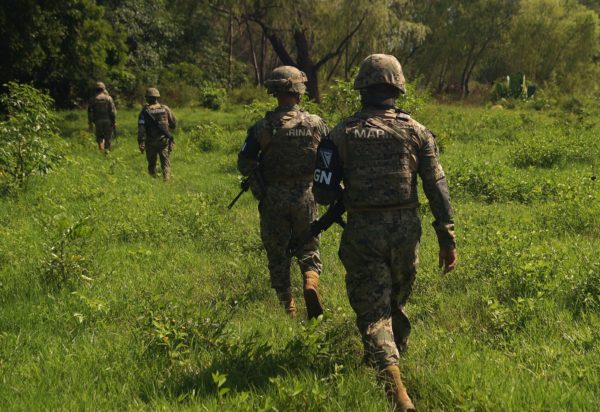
[1,0,599,106]
[0,80,598,409]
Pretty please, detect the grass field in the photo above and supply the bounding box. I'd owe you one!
[1,100,599,411]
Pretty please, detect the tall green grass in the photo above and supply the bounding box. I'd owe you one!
[0,101,598,410]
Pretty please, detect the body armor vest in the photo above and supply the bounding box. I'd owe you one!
[144,104,170,143]
[91,93,112,123]
[258,110,319,184]
[343,113,418,210]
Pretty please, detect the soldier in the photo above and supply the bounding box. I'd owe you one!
[87,82,116,153]
[137,88,177,181]
[237,66,328,320]
[312,54,457,411]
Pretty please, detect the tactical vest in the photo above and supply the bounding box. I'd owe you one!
[342,112,419,210]
[144,104,170,143]
[258,110,319,184]
[91,93,112,123]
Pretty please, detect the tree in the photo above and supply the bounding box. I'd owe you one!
[0,0,128,107]
[238,0,370,101]
[502,0,599,92]
[409,0,519,96]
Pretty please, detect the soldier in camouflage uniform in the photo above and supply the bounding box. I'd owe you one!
[88,82,116,153]
[137,88,177,181]
[237,66,329,320]
[313,54,457,411]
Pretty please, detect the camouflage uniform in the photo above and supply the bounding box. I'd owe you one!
[137,88,176,180]
[239,105,328,288]
[87,82,116,150]
[238,66,328,319]
[313,55,456,372]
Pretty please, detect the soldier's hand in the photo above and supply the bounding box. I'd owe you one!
[439,247,457,273]
[139,143,145,153]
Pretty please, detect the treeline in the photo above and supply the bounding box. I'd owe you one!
[1,0,599,107]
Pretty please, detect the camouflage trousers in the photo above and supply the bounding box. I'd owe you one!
[94,121,113,149]
[259,182,322,291]
[339,208,421,370]
[146,142,171,179]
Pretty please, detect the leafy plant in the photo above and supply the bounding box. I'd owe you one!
[199,82,228,110]
[0,82,62,190]
[40,216,93,290]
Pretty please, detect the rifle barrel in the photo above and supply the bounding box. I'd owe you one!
[227,189,246,209]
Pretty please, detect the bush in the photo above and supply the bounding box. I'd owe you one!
[40,216,93,290]
[187,122,225,152]
[0,82,62,190]
[199,82,228,110]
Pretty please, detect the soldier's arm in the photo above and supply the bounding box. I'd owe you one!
[137,111,146,145]
[87,101,93,125]
[314,117,330,142]
[417,128,456,250]
[237,125,261,176]
[313,136,343,205]
[109,97,116,125]
[166,106,177,130]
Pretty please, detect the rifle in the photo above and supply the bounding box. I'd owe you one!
[289,198,346,255]
[143,107,174,151]
[227,167,266,209]
[227,175,252,209]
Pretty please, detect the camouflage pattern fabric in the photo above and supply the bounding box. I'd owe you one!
[314,108,455,249]
[339,209,421,369]
[313,105,455,371]
[259,181,322,290]
[137,103,176,146]
[88,91,116,145]
[354,54,406,93]
[145,143,171,179]
[264,66,308,95]
[138,102,176,179]
[238,104,328,291]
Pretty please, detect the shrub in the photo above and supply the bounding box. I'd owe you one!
[199,82,228,110]
[0,82,62,190]
[40,216,93,290]
[187,122,225,152]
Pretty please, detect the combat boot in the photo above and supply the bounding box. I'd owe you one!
[382,365,415,412]
[302,271,323,320]
[276,289,297,319]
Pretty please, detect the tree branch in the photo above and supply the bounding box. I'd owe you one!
[314,14,366,70]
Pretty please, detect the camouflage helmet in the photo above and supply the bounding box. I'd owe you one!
[264,66,307,95]
[145,87,160,98]
[354,54,406,93]
[95,82,106,91]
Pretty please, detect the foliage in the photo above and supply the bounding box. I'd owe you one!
[199,83,228,110]
[0,0,129,106]
[0,82,62,190]
[40,216,93,290]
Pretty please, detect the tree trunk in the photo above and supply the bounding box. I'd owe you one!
[294,30,320,102]
[227,11,233,90]
[246,22,261,85]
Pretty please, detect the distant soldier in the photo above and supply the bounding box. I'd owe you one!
[312,54,457,411]
[237,66,328,320]
[87,82,116,153]
[137,88,176,181]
